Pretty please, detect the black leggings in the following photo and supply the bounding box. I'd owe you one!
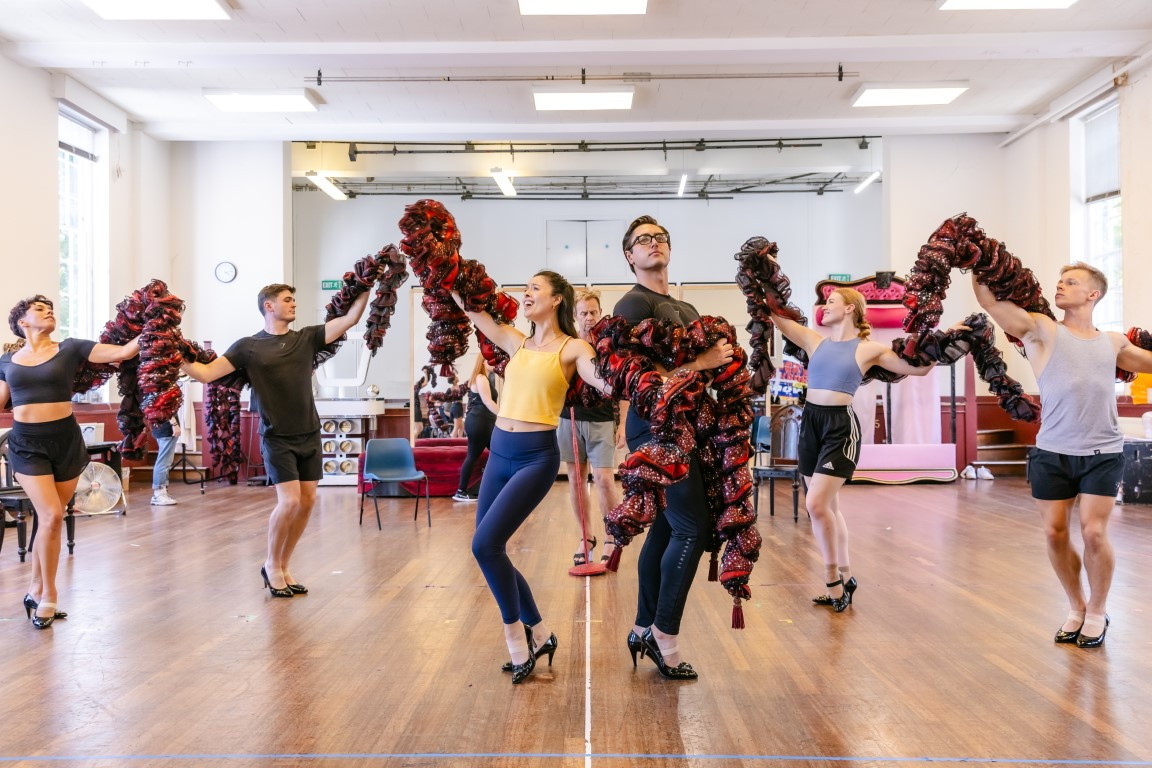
[457,410,495,492]
[471,428,560,625]
[626,409,710,635]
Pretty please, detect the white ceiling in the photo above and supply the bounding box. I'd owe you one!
[2,0,1150,197]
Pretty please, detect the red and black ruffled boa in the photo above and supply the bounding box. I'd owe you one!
[73,248,406,482]
[589,315,761,629]
[398,199,520,376]
[734,236,1042,422]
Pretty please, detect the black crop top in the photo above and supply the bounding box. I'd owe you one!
[0,337,97,407]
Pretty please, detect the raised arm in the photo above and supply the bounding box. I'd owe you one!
[452,293,525,357]
[569,338,613,395]
[1117,335,1152,375]
[971,273,1044,342]
[770,312,823,358]
[871,344,937,378]
[324,290,371,345]
[181,356,237,384]
[89,337,140,365]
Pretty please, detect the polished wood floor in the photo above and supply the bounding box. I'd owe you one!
[2,474,1152,767]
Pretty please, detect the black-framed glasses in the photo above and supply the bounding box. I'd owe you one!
[629,232,670,249]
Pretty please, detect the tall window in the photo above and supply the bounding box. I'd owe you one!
[1080,102,1122,331]
[58,112,98,341]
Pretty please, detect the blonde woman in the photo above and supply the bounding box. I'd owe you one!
[769,286,938,611]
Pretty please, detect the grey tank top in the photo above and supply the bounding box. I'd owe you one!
[807,337,864,395]
[1035,324,1122,455]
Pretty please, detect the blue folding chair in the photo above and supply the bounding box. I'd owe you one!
[360,439,431,529]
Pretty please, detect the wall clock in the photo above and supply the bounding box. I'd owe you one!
[214,261,237,283]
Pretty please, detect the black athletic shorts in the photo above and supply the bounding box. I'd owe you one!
[1027,447,1123,501]
[261,430,323,485]
[797,402,861,480]
[7,415,89,481]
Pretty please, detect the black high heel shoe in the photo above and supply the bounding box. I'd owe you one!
[510,626,538,684]
[1054,612,1086,644]
[261,566,294,598]
[627,630,644,668]
[1075,615,1110,649]
[31,603,60,629]
[502,625,557,671]
[640,628,698,680]
[23,594,67,621]
[285,580,308,595]
[813,579,850,612]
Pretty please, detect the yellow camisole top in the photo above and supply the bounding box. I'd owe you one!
[498,337,572,427]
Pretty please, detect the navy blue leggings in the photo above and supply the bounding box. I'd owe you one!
[472,427,560,625]
[627,409,711,635]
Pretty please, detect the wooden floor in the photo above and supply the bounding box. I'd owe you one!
[3,474,1152,767]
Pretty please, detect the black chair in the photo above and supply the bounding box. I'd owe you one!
[0,433,77,561]
[750,415,801,522]
[360,438,431,529]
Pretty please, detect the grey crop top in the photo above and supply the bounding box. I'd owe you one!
[0,337,97,406]
[806,338,864,395]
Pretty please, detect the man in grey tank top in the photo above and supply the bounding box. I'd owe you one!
[973,262,1152,648]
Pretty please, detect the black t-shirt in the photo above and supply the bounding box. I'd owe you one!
[223,325,327,436]
[559,399,616,423]
[0,337,97,406]
[613,283,701,327]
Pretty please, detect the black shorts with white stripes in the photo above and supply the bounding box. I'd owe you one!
[798,402,861,480]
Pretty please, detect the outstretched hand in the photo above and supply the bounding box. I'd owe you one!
[696,339,735,370]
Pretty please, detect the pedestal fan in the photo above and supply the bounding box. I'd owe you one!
[72,462,124,515]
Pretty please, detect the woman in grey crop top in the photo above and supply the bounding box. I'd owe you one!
[0,294,138,629]
[769,285,940,612]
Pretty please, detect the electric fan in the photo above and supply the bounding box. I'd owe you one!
[72,461,124,514]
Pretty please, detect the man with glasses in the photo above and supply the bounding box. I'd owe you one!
[613,215,733,678]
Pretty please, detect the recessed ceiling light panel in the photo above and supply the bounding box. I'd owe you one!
[852,83,969,107]
[83,0,231,20]
[519,0,646,14]
[532,87,634,111]
[204,89,319,113]
[938,0,1077,9]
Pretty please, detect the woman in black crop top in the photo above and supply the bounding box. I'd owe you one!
[769,284,939,612]
[0,295,138,629]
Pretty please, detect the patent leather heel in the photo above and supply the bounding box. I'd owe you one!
[627,630,644,668]
[1075,614,1110,649]
[813,579,850,612]
[23,594,66,621]
[261,566,294,598]
[510,625,538,684]
[640,628,698,680]
[31,603,58,630]
[534,633,558,667]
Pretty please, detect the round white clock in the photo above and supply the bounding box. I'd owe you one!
[214,261,237,283]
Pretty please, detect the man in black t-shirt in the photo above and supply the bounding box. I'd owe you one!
[183,283,371,598]
[615,215,733,678]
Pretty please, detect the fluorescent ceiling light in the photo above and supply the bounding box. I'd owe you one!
[854,171,881,194]
[677,174,688,197]
[852,83,968,107]
[305,173,347,201]
[938,0,1077,9]
[83,0,230,20]
[533,87,634,111]
[519,0,646,14]
[204,89,318,113]
[491,168,517,197]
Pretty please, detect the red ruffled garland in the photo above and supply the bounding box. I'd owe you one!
[590,315,760,628]
[398,200,519,376]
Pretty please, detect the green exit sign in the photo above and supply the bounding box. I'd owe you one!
[828,273,851,281]
[321,280,341,290]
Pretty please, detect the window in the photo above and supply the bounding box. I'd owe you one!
[1079,102,1122,331]
[58,112,99,341]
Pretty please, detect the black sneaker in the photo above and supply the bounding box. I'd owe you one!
[452,491,477,502]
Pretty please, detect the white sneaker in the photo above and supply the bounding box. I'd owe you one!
[976,466,995,480]
[151,489,177,506]
[960,465,977,479]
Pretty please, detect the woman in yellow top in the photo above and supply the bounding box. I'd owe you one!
[455,270,608,684]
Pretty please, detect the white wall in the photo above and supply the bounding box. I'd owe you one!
[292,188,885,399]
[1120,63,1152,330]
[0,53,58,325]
[172,142,292,354]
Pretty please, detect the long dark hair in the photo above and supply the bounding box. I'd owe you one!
[530,270,578,340]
